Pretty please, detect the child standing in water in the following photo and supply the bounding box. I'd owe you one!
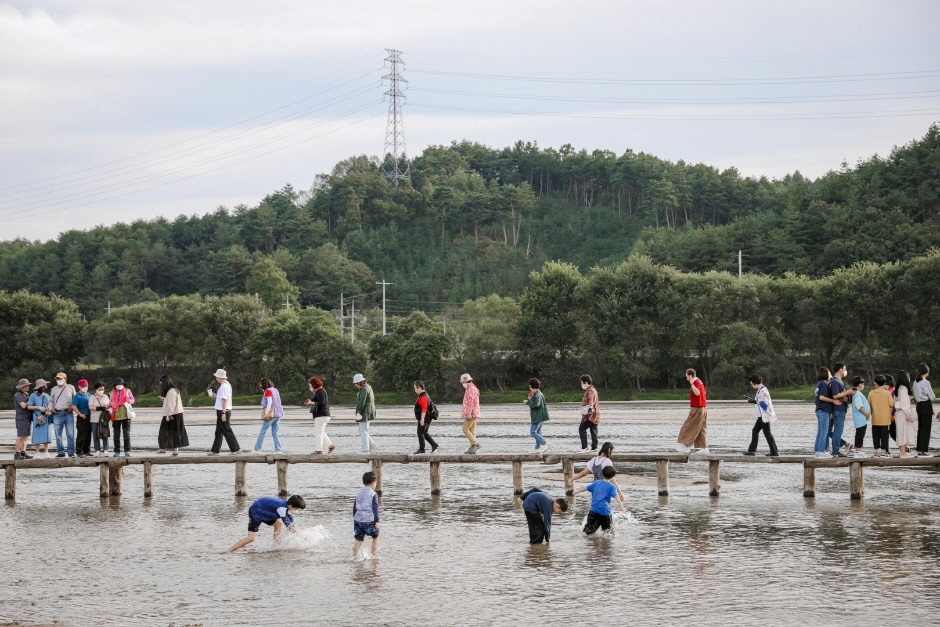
[227,495,306,552]
[573,465,626,535]
[517,487,568,544]
[353,471,381,558]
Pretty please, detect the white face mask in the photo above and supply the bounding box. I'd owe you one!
[115,385,124,390]
[95,390,104,396]
[462,382,468,388]
[581,384,589,390]
[79,387,88,394]
[56,379,65,387]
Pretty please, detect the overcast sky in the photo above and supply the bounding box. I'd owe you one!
[2,0,938,241]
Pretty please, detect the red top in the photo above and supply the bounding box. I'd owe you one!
[689,378,707,407]
[416,396,429,413]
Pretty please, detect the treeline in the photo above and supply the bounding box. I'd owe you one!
[4,251,940,400]
[2,125,938,314]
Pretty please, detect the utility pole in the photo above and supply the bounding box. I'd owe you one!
[283,295,292,310]
[351,300,356,344]
[104,301,111,317]
[382,48,410,188]
[738,250,742,279]
[339,292,344,336]
[377,280,393,335]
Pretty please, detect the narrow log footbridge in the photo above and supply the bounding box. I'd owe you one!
[3,452,939,501]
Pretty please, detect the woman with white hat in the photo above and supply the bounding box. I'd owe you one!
[207,369,243,455]
[353,374,377,454]
[460,373,481,454]
[28,379,53,459]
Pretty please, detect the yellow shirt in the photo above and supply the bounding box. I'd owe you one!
[867,387,894,426]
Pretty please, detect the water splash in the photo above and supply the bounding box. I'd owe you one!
[257,525,331,552]
[573,510,642,536]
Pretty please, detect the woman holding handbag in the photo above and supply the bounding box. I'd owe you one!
[159,375,189,456]
[89,381,111,457]
[304,377,335,454]
[110,377,135,457]
[253,378,284,453]
[578,375,601,451]
[28,379,53,459]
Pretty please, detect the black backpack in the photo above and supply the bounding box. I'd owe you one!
[427,397,440,421]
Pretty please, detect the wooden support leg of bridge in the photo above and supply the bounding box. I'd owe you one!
[277,459,289,497]
[656,460,670,496]
[562,458,575,496]
[803,465,816,498]
[4,465,15,500]
[99,462,110,498]
[849,461,864,500]
[430,461,442,495]
[235,461,248,497]
[708,460,721,497]
[109,464,123,496]
[512,460,524,495]
[143,461,154,498]
[371,459,384,496]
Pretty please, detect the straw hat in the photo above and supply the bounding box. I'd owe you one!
[213,369,228,379]
[460,373,473,383]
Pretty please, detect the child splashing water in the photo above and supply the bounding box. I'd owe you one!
[573,466,626,536]
[227,495,306,552]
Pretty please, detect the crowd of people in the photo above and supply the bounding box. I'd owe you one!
[9,363,940,461]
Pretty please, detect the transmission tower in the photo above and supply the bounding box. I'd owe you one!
[382,48,410,188]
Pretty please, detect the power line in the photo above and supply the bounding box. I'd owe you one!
[409,67,940,86]
[0,68,383,196]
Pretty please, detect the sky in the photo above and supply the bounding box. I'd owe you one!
[1,0,939,241]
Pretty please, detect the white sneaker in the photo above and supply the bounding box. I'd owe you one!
[695,448,710,455]
[853,450,867,458]
[537,443,551,453]
[816,451,833,459]
[675,444,691,453]
[899,452,914,459]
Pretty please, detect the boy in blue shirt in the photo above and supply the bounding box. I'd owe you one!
[353,471,381,558]
[573,465,626,535]
[227,494,306,552]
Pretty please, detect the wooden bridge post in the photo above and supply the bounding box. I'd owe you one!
[656,459,669,496]
[235,461,248,497]
[512,460,524,495]
[371,459,384,495]
[99,462,110,498]
[562,458,575,496]
[4,465,15,500]
[803,465,816,498]
[429,461,442,495]
[143,461,154,498]
[708,460,720,497]
[109,464,123,496]
[277,459,289,497]
[849,462,864,500]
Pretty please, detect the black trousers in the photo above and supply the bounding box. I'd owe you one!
[525,510,548,544]
[872,425,890,451]
[583,511,612,535]
[916,400,933,453]
[579,420,598,450]
[854,425,867,448]
[747,417,779,455]
[76,416,92,455]
[113,420,131,453]
[416,420,437,452]
[212,410,240,453]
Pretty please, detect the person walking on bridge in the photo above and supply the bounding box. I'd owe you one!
[460,373,481,454]
[744,374,779,456]
[676,369,708,454]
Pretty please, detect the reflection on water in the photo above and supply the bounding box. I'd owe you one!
[2,414,940,626]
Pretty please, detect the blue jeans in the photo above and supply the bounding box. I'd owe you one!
[814,410,831,453]
[52,411,75,455]
[828,411,847,452]
[254,416,282,452]
[530,422,547,449]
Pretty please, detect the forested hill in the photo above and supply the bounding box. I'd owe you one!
[1,124,938,317]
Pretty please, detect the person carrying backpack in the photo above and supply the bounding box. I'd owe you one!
[413,380,439,454]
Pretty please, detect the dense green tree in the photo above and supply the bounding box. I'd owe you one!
[518,261,584,380]
[452,294,520,391]
[0,290,85,382]
[245,259,301,310]
[369,311,449,392]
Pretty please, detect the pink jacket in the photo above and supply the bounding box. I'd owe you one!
[461,383,480,419]
[110,388,136,414]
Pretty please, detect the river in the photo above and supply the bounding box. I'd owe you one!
[2,401,940,626]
